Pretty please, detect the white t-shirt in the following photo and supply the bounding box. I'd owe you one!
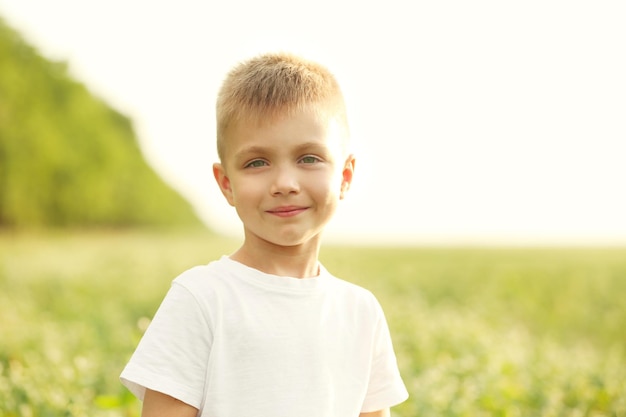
[120,256,408,416]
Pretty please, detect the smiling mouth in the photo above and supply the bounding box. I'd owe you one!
[267,206,308,217]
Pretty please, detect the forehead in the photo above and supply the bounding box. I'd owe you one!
[221,106,348,160]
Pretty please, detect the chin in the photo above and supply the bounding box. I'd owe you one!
[270,231,323,248]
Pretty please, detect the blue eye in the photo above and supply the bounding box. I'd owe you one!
[245,160,268,168]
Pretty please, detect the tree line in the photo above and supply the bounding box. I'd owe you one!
[0,18,202,229]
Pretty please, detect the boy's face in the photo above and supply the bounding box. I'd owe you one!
[213,107,354,248]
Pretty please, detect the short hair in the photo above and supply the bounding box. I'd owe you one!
[216,52,349,160]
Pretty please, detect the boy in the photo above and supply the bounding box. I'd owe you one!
[120,52,408,417]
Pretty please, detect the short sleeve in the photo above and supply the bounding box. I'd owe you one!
[361,304,409,412]
[120,282,212,409]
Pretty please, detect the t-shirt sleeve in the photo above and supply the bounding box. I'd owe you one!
[361,302,409,412]
[120,281,212,409]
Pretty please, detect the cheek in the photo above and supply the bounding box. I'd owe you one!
[310,172,342,201]
[230,177,263,203]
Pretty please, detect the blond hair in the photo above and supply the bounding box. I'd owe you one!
[216,52,349,160]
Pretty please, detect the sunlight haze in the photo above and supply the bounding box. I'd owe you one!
[1,0,625,244]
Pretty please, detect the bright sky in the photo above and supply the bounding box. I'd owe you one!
[1,0,625,245]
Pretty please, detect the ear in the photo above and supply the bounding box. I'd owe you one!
[339,154,356,200]
[213,163,235,206]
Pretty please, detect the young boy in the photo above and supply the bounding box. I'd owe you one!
[120,52,408,417]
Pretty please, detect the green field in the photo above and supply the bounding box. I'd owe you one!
[1,231,625,416]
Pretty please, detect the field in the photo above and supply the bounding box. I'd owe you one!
[1,230,625,416]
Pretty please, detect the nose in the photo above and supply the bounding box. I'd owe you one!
[270,165,300,196]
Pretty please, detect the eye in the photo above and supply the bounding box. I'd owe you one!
[245,159,268,168]
[299,155,322,164]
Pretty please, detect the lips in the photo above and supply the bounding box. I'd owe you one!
[266,206,308,217]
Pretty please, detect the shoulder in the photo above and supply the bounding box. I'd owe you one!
[169,256,270,308]
[328,274,374,297]
[325,271,383,315]
[172,256,234,290]
[323,265,374,297]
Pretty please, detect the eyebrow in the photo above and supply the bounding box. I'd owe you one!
[234,145,269,159]
[234,142,328,159]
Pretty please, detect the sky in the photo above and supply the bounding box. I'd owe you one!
[1,0,625,245]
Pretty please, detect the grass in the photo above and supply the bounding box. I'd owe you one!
[1,230,625,416]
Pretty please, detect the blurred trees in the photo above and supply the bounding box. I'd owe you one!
[0,18,202,229]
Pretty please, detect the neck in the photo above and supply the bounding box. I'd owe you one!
[230,235,321,278]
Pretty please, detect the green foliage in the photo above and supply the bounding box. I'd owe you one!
[0,18,201,229]
[1,232,625,416]
[321,246,626,416]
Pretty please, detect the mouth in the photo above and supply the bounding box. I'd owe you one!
[266,206,308,218]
